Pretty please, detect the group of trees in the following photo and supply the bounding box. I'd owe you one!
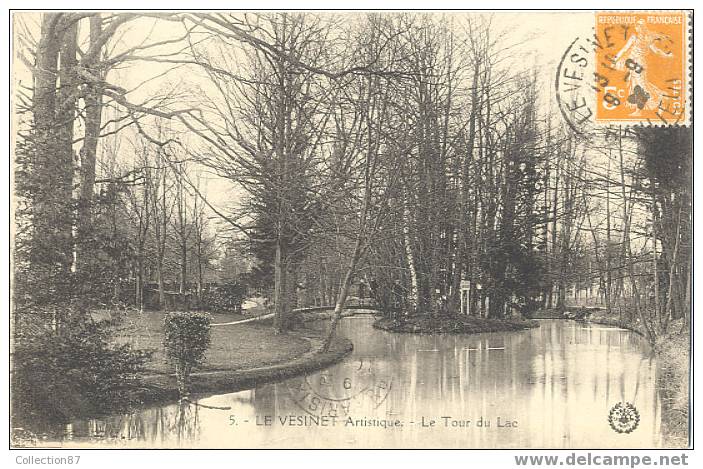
[13,12,691,347]
[574,126,692,343]
[13,13,225,325]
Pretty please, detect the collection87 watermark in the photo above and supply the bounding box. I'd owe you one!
[15,456,81,465]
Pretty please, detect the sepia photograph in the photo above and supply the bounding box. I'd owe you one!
[8,7,693,453]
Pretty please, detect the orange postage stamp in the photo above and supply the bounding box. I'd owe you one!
[595,11,689,125]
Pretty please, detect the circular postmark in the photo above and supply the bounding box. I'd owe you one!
[555,34,599,136]
[608,402,640,434]
[285,357,392,419]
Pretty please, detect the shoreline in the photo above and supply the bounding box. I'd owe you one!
[132,328,353,411]
[16,317,353,428]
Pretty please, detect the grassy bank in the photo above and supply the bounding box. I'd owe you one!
[118,310,352,413]
[573,308,646,335]
[16,310,352,426]
[654,331,690,448]
[136,332,353,408]
[373,314,539,334]
[116,310,312,374]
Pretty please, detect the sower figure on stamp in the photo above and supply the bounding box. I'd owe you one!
[612,19,674,115]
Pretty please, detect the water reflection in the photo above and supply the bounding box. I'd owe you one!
[59,399,202,447]
[54,319,662,448]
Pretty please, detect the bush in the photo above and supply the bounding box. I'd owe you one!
[163,312,212,396]
[12,308,152,425]
[200,283,245,314]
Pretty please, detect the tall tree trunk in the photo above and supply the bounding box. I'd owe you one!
[157,258,166,309]
[664,204,682,329]
[605,155,613,313]
[321,143,375,351]
[548,159,560,309]
[30,14,76,306]
[180,239,187,295]
[197,243,204,303]
[651,191,661,328]
[448,61,479,313]
[403,193,419,314]
[320,235,365,352]
[76,15,104,271]
[136,255,144,311]
[273,237,288,333]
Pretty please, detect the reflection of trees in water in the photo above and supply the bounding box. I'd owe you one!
[381,320,660,447]
[337,317,388,356]
[171,400,200,445]
[70,320,660,448]
[83,399,201,446]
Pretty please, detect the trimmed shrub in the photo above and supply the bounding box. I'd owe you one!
[163,312,212,396]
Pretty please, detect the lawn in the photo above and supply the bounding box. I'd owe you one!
[112,309,311,375]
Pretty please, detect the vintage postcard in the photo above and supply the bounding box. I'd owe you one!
[8,8,693,453]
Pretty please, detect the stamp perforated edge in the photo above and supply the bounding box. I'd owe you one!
[592,10,692,128]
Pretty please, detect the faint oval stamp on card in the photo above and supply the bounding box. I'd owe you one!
[285,358,392,418]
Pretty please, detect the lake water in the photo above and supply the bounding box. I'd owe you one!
[50,317,663,448]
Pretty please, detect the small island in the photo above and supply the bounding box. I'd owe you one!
[373,314,538,334]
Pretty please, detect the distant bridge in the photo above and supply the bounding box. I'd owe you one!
[527,306,605,320]
[211,304,380,326]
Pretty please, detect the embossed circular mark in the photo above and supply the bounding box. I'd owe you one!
[608,402,640,434]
